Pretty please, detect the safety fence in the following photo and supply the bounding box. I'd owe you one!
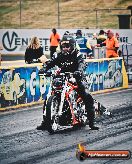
[0,57,128,111]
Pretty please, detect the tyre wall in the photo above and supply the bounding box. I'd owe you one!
[0,57,128,111]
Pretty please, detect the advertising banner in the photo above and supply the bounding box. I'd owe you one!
[0,65,50,108]
[0,29,132,55]
[85,58,123,92]
[0,58,128,110]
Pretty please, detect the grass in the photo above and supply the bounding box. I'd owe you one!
[118,0,132,5]
[0,0,131,29]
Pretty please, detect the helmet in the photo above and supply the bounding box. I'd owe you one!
[60,35,76,53]
[63,31,70,35]
[76,30,82,36]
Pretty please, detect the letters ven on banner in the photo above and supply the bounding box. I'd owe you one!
[0,29,132,54]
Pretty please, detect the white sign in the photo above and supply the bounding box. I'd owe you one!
[0,29,132,54]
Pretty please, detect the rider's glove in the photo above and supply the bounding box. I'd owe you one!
[42,63,47,68]
[38,68,47,76]
[73,71,83,80]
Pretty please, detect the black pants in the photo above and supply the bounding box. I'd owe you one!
[50,46,58,59]
[76,79,95,125]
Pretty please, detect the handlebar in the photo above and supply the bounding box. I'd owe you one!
[38,70,75,77]
[32,59,41,63]
[26,59,41,64]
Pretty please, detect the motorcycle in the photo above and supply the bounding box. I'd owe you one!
[39,70,111,134]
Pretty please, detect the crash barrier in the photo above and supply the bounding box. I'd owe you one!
[0,57,128,111]
[85,57,128,93]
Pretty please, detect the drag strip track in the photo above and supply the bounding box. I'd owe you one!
[0,89,132,164]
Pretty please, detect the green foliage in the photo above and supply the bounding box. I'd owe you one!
[0,5,19,15]
[118,0,132,5]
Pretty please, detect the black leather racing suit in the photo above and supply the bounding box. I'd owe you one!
[44,49,96,127]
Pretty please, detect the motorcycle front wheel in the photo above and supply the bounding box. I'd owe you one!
[46,95,60,133]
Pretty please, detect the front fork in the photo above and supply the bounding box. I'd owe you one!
[43,79,79,125]
[58,80,67,116]
[67,98,79,125]
[43,97,47,119]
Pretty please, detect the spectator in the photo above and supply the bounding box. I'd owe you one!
[97,30,107,44]
[115,32,122,57]
[92,33,98,43]
[49,28,60,59]
[97,30,119,58]
[115,32,119,39]
[25,37,44,64]
[75,30,93,59]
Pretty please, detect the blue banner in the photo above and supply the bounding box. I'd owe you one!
[0,66,50,108]
[85,59,123,92]
[0,58,125,109]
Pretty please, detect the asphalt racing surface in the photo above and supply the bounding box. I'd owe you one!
[0,87,132,164]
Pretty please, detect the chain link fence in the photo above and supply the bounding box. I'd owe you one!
[0,0,131,29]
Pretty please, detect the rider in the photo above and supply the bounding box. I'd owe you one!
[37,35,99,130]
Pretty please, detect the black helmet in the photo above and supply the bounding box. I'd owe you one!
[76,30,82,36]
[63,31,70,35]
[60,35,76,53]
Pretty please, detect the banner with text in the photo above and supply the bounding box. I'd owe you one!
[0,29,132,54]
[0,58,128,110]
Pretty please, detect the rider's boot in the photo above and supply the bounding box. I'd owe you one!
[37,116,47,130]
[89,120,99,130]
[87,107,99,130]
[37,121,46,130]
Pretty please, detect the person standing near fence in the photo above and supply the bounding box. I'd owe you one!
[49,28,60,59]
[75,30,93,59]
[97,30,107,44]
[97,30,119,58]
[25,37,44,64]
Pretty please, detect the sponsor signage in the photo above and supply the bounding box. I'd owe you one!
[0,29,132,54]
[0,58,128,109]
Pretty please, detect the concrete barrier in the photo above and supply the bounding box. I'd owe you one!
[0,57,128,111]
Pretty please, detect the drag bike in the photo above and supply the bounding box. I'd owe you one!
[39,70,111,134]
[40,71,90,133]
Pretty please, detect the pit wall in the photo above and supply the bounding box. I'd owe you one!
[0,57,128,111]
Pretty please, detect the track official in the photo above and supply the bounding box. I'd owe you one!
[49,28,60,59]
[97,30,119,58]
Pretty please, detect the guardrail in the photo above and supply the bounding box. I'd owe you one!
[0,57,128,111]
